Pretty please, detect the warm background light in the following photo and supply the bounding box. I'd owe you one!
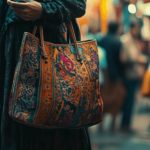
[146,6,150,15]
[128,4,137,14]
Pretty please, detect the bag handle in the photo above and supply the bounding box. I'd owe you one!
[32,21,81,61]
[66,21,81,61]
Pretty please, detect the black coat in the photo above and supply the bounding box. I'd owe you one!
[0,1,91,150]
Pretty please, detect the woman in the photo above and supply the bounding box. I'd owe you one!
[0,0,91,150]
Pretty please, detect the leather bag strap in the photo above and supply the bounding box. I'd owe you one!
[66,21,81,61]
[32,21,81,61]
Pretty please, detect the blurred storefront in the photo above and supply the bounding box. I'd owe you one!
[77,0,150,40]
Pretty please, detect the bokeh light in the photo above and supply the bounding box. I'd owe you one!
[128,4,137,14]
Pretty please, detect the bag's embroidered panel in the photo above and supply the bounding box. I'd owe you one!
[9,32,103,128]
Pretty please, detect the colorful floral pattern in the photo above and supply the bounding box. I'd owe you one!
[9,32,103,128]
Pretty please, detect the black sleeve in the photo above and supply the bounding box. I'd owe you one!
[40,0,86,26]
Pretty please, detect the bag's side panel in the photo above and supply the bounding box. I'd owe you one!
[78,42,99,80]
[9,33,27,117]
[72,41,103,127]
[86,80,103,125]
[80,42,103,126]
[11,34,41,123]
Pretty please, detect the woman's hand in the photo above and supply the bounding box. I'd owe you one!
[7,0,43,21]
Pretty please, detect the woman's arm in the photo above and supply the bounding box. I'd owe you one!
[41,0,86,26]
[7,0,86,25]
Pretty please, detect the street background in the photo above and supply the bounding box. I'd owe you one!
[77,0,150,149]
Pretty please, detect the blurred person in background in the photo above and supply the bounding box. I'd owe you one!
[120,20,148,132]
[97,22,126,131]
[98,22,124,82]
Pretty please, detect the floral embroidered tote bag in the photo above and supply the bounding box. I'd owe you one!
[9,21,103,129]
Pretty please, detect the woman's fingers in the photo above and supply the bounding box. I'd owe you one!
[7,0,43,21]
[7,0,28,8]
[13,8,28,13]
[8,0,29,18]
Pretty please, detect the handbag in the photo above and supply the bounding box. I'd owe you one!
[9,21,103,129]
[141,64,150,97]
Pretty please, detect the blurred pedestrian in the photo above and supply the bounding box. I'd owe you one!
[98,22,126,131]
[98,22,124,82]
[120,20,148,132]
